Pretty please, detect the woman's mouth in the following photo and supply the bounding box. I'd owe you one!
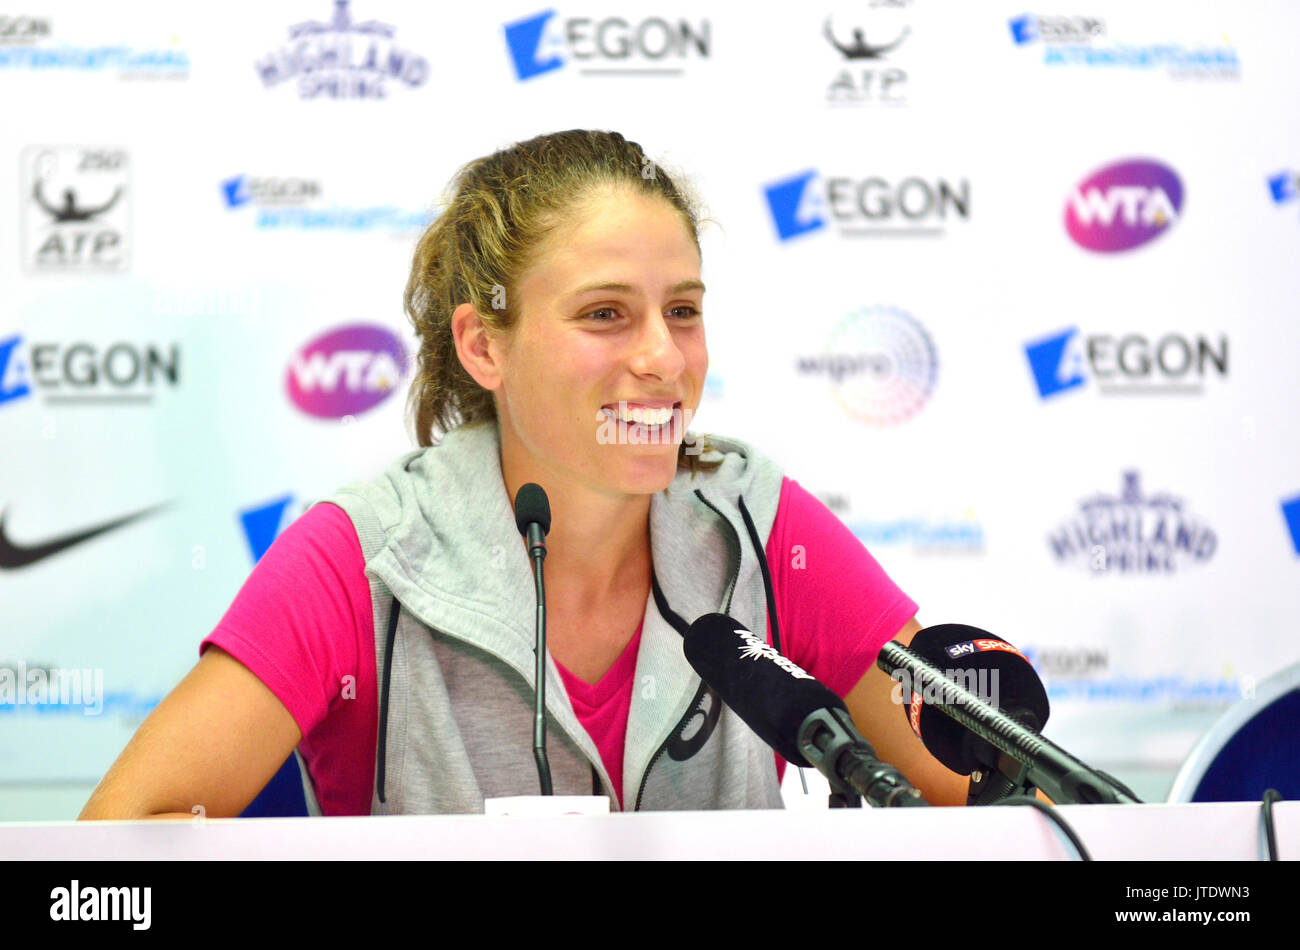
[599,400,684,443]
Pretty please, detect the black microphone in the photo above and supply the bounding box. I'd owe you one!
[684,613,928,808]
[876,629,1140,805]
[514,483,552,796]
[901,625,1049,775]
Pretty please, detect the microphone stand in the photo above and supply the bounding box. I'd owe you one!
[798,707,929,808]
[877,641,1140,805]
[526,520,553,796]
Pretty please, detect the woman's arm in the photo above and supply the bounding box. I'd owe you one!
[844,615,971,806]
[78,645,302,820]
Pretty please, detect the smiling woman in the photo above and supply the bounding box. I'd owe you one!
[79,130,966,822]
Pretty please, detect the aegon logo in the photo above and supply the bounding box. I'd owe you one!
[503,10,710,80]
[0,16,50,43]
[221,174,321,208]
[1065,159,1183,252]
[286,324,407,419]
[0,335,179,407]
[1024,326,1227,399]
[764,170,969,241]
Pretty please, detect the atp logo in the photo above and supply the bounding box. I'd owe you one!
[286,324,408,419]
[763,170,827,241]
[1065,159,1183,252]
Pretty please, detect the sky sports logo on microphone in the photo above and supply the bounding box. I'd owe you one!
[763,169,969,242]
[503,9,710,80]
[1065,159,1182,253]
[286,324,407,419]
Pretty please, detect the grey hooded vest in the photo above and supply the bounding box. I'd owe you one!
[300,421,788,815]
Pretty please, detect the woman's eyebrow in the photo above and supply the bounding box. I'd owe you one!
[566,279,706,297]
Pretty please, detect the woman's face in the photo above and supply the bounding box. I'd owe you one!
[493,186,707,500]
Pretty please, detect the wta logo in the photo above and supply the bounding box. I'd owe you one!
[286,324,407,419]
[1065,159,1183,253]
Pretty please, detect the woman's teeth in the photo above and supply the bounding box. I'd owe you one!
[614,406,673,426]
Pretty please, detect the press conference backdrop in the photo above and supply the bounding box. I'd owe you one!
[2,1,1298,819]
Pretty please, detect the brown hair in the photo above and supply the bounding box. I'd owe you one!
[403,129,719,472]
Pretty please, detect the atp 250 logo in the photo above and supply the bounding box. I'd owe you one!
[1065,159,1182,253]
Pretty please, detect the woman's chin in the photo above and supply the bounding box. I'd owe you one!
[606,446,681,495]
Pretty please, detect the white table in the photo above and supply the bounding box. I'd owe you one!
[2,801,1296,860]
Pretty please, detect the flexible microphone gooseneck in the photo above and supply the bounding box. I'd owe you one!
[684,613,928,808]
[514,483,553,796]
[876,629,1140,805]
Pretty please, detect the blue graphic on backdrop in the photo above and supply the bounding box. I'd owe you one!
[764,170,826,241]
[0,16,189,75]
[1009,14,1105,46]
[255,0,429,99]
[503,8,710,81]
[1282,495,1300,556]
[1049,472,1217,575]
[1009,12,1237,76]
[505,10,563,80]
[239,496,295,562]
[848,516,984,552]
[1268,170,1299,211]
[1025,327,1086,399]
[220,173,428,232]
[0,335,32,406]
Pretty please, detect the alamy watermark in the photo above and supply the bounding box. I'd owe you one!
[0,661,103,715]
[888,666,1001,709]
[595,401,701,453]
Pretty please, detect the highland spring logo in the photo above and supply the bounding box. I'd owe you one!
[255,0,429,99]
[1049,471,1217,575]
[1065,159,1183,252]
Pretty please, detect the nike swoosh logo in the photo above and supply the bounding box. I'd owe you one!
[0,502,171,569]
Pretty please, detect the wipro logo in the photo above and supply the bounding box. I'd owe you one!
[1065,159,1182,252]
[286,324,407,419]
[503,9,710,81]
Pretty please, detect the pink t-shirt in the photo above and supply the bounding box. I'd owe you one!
[201,477,917,814]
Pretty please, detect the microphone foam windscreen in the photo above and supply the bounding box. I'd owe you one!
[897,624,1050,774]
[684,613,845,767]
[513,482,551,537]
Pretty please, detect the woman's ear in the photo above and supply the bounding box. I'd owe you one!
[451,303,504,392]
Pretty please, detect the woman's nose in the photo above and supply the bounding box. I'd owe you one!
[629,311,685,381]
